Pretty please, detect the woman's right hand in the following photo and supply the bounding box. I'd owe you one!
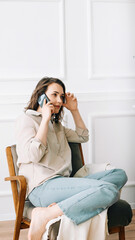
[35,99,54,146]
[41,99,55,122]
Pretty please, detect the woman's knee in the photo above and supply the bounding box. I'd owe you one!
[114,168,128,186]
[103,184,119,207]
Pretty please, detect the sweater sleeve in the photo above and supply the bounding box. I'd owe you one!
[63,126,89,143]
[16,114,48,166]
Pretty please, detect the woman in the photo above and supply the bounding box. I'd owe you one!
[16,77,127,240]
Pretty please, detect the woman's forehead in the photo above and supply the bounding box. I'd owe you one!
[46,83,64,94]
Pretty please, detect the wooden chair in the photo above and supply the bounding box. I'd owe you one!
[5,143,133,240]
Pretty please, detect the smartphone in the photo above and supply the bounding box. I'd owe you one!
[38,93,50,108]
[38,93,59,123]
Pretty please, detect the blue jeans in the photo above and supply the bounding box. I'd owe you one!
[28,169,127,225]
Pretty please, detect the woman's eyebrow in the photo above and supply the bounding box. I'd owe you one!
[53,91,64,96]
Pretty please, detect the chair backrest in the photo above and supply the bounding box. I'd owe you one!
[69,142,84,176]
[11,145,19,174]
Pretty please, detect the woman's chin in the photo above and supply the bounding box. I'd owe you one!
[54,109,60,114]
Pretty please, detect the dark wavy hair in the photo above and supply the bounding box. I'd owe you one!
[25,77,66,122]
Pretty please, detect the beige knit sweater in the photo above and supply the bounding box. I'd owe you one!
[15,110,89,196]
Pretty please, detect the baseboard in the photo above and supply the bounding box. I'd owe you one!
[0,213,15,221]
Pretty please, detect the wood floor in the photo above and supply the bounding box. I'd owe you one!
[0,210,135,240]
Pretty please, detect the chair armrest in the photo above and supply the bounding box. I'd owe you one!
[5,175,27,216]
[5,175,26,183]
[5,175,27,193]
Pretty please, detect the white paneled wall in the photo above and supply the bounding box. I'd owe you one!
[0,0,65,79]
[0,0,135,220]
[88,0,135,79]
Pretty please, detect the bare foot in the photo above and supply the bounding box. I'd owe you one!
[28,205,63,240]
[28,207,49,240]
[48,202,56,208]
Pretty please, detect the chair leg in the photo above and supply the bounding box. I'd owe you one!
[13,216,22,240]
[119,226,125,240]
[13,176,27,240]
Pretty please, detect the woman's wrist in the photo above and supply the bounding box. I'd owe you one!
[70,108,87,130]
[41,116,50,124]
[70,108,79,114]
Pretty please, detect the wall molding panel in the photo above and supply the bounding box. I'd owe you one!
[0,118,16,123]
[0,0,66,81]
[76,91,135,102]
[88,112,135,206]
[0,213,15,221]
[87,0,135,80]
[0,77,40,82]
[125,181,135,187]
[0,94,29,105]
[88,112,135,164]
[0,191,12,197]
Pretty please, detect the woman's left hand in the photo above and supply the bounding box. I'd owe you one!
[63,92,78,112]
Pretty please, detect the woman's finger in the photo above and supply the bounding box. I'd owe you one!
[43,98,47,105]
[46,101,53,106]
[66,92,74,98]
[66,92,70,97]
[72,97,76,101]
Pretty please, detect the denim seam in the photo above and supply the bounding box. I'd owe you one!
[58,187,100,221]
[58,185,117,224]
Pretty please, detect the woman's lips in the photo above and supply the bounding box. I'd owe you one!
[54,105,60,108]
